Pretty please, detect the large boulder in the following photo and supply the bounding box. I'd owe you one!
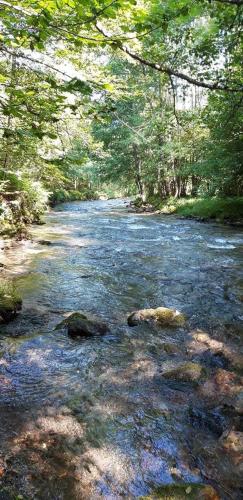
[127,306,186,327]
[0,281,22,323]
[55,312,109,338]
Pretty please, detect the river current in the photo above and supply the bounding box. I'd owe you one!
[0,199,242,499]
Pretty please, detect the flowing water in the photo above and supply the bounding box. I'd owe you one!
[0,199,243,499]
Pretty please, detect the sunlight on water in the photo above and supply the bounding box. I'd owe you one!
[0,199,243,499]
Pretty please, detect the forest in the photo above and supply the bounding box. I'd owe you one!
[0,0,242,235]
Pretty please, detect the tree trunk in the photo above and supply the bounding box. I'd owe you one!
[2,54,17,175]
[133,144,145,201]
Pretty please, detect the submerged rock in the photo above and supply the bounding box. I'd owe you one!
[55,312,109,338]
[162,362,203,382]
[0,281,22,323]
[127,306,186,327]
[229,352,243,371]
[220,430,243,454]
[234,391,243,415]
[219,430,243,480]
[161,342,181,354]
[143,483,219,499]
[38,239,52,245]
[198,368,242,402]
[189,406,229,437]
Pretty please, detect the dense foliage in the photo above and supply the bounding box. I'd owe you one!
[0,0,242,232]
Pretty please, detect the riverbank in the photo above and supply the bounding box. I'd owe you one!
[0,188,98,238]
[133,196,243,224]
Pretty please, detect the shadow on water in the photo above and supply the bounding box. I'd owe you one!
[0,199,243,499]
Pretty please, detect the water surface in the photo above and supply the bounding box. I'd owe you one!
[0,199,242,499]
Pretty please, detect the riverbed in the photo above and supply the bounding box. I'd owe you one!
[0,199,242,499]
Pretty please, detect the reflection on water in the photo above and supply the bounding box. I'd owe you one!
[0,199,242,499]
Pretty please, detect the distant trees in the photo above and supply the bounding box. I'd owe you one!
[0,0,242,232]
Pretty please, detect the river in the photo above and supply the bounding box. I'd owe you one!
[0,199,242,499]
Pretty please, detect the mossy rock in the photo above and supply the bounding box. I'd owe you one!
[162,362,204,383]
[55,312,109,338]
[128,307,186,328]
[141,483,219,499]
[0,281,22,323]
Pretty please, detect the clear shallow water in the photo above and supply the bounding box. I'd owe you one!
[0,199,243,499]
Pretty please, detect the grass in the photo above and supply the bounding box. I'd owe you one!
[146,196,243,222]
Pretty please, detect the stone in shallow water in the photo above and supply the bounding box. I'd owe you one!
[55,312,109,338]
[127,307,186,327]
[220,430,243,453]
[234,391,243,415]
[229,352,243,371]
[189,406,229,437]
[161,342,181,354]
[162,362,203,382]
[198,368,242,402]
[143,484,219,499]
[0,282,22,323]
[38,239,52,245]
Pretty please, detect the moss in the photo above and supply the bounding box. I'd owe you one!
[128,307,186,328]
[55,312,109,337]
[55,312,87,330]
[154,307,186,327]
[141,483,219,499]
[0,280,22,322]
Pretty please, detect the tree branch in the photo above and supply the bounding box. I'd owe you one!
[96,23,243,92]
[0,0,36,16]
[0,0,164,45]
[63,0,119,27]
[214,0,243,5]
[0,46,74,80]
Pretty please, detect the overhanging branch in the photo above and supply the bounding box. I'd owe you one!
[214,0,243,5]
[0,0,35,15]
[96,23,243,93]
[0,46,74,80]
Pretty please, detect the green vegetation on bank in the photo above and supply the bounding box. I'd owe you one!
[0,0,242,235]
[0,279,22,322]
[49,188,98,205]
[144,196,243,222]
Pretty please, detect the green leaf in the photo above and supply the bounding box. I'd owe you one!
[63,78,92,95]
